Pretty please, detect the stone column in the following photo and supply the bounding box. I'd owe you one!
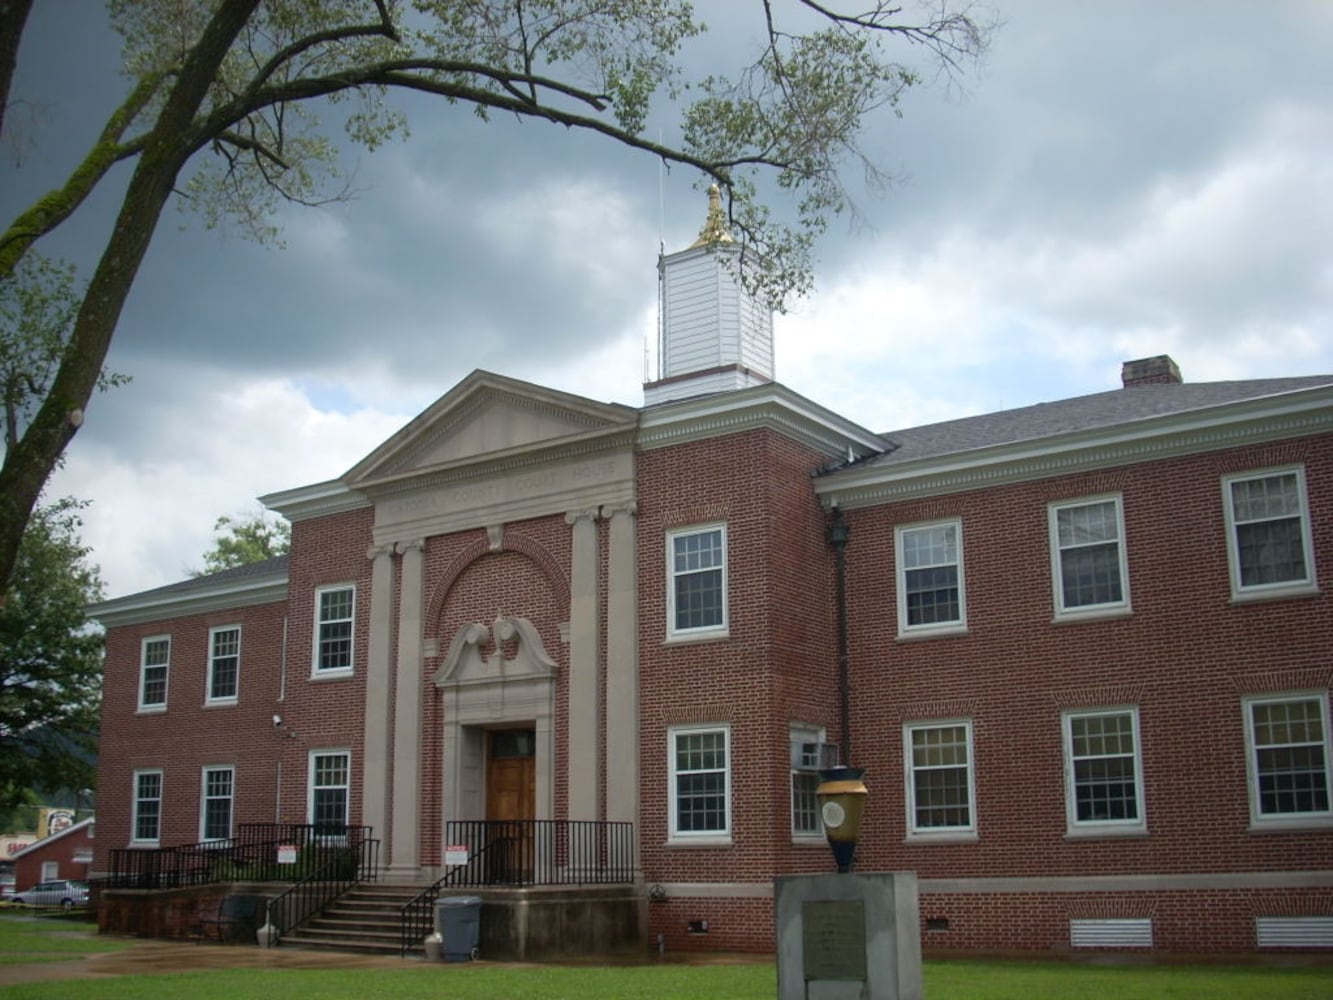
[604,502,639,873]
[361,543,397,850]
[564,509,601,825]
[388,538,425,881]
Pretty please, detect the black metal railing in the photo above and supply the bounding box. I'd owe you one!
[105,823,377,891]
[263,830,380,944]
[399,820,634,956]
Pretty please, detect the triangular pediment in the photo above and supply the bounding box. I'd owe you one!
[344,370,639,487]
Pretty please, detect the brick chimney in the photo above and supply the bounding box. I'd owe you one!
[1121,355,1182,387]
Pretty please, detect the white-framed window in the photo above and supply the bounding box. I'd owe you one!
[200,766,235,842]
[138,636,170,711]
[1063,708,1146,835]
[668,724,730,840]
[790,725,833,839]
[132,769,163,844]
[206,625,240,704]
[896,519,966,636]
[904,720,976,838]
[1243,692,1332,829]
[313,585,355,675]
[1223,467,1317,600]
[1049,495,1130,618]
[666,524,728,640]
[308,750,351,835]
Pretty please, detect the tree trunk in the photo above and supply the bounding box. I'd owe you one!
[0,0,263,596]
[0,0,35,138]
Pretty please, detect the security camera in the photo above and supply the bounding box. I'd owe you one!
[272,714,283,727]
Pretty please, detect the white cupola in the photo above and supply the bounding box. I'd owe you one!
[643,185,775,406]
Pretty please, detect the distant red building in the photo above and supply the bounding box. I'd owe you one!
[90,196,1333,954]
[13,818,95,890]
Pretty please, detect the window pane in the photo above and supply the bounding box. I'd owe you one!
[910,725,971,829]
[203,769,233,841]
[905,566,959,625]
[1251,699,1330,816]
[673,729,727,834]
[671,529,725,632]
[1236,519,1306,586]
[210,629,239,700]
[792,772,819,834]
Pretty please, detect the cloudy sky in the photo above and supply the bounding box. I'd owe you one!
[5,0,1331,598]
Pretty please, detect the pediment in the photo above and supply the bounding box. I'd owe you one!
[344,370,639,487]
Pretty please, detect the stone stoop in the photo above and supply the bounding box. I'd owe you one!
[280,884,431,956]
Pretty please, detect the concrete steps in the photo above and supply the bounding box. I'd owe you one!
[281,884,431,956]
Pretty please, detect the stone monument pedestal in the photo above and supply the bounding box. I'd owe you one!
[775,871,921,1000]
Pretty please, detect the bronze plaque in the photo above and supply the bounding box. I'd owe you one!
[802,900,867,981]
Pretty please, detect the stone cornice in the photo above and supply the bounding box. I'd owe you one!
[89,573,288,628]
[638,383,886,459]
[261,479,370,523]
[816,391,1333,509]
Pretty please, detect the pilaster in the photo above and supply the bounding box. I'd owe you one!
[605,502,640,858]
[388,538,425,880]
[362,543,397,850]
[565,509,601,823]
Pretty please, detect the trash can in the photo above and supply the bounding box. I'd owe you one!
[435,895,482,961]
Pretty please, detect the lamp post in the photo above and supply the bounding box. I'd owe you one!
[816,765,868,873]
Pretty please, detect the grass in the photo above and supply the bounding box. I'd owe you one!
[0,913,1330,999]
[0,912,130,965]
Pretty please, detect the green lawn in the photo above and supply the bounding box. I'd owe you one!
[1,914,1330,1000]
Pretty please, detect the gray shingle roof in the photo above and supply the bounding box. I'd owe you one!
[95,554,289,608]
[861,375,1333,468]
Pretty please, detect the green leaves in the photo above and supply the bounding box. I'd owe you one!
[195,511,291,576]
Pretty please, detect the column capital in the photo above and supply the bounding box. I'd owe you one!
[564,508,601,526]
[394,538,425,556]
[604,500,638,520]
[367,542,396,561]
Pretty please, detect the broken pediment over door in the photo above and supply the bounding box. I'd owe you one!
[343,370,639,487]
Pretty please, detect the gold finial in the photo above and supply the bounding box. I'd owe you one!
[689,183,734,248]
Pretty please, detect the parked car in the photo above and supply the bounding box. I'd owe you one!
[12,879,88,909]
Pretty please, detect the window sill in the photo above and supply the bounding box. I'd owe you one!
[136,705,167,715]
[664,629,730,646]
[1230,584,1321,606]
[310,668,354,681]
[791,835,826,848]
[665,836,733,849]
[1052,606,1132,625]
[896,625,969,642]
[1064,826,1148,840]
[127,841,160,849]
[204,699,238,709]
[903,831,978,845]
[1247,816,1333,834]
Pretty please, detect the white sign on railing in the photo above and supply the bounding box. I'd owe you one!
[277,844,298,864]
[444,844,469,866]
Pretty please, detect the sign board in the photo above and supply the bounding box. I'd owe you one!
[277,844,298,865]
[444,844,469,866]
[73,848,93,864]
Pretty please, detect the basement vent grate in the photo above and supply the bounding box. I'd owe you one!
[1256,917,1333,948]
[1069,918,1153,948]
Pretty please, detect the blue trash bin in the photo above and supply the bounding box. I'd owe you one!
[436,895,482,961]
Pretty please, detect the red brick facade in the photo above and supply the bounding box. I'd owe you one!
[92,365,1333,956]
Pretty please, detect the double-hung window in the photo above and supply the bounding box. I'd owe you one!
[138,636,170,711]
[1243,693,1332,829]
[313,585,355,675]
[1049,496,1129,618]
[669,724,730,840]
[200,766,235,842]
[1062,708,1146,835]
[904,720,975,838]
[1223,467,1317,600]
[132,769,163,844]
[309,750,351,836]
[896,520,965,636]
[791,726,831,839]
[667,524,728,640]
[207,626,240,703]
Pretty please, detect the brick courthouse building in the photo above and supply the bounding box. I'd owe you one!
[91,195,1333,954]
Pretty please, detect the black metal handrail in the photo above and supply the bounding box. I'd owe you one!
[263,831,380,945]
[105,823,376,891]
[399,820,634,956]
